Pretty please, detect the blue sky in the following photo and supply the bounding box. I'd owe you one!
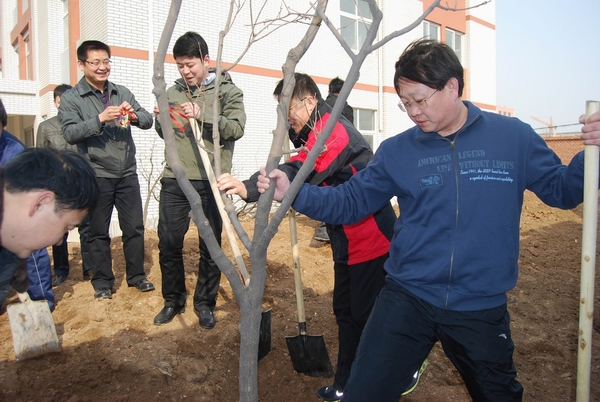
[496,0,600,134]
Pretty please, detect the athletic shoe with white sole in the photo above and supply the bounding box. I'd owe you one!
[402,359,428,395]
[317,385,344,401]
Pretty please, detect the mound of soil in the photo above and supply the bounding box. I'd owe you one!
[0,191,599,401]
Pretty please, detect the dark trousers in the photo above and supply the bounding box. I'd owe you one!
[332,253,387,391]
[53,214,90,277]
[52,234,70,277]
[158,178,222,311]
[343,279,523,402]
[78,214,91,275]
[89,175,145,290]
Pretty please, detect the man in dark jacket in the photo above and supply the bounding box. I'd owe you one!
[37,84,91,286]
[325,77,354,125]
[59,40,154,300]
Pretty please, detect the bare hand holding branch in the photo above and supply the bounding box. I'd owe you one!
[257,167,290,202]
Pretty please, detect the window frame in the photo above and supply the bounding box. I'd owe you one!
[340,0,373,52]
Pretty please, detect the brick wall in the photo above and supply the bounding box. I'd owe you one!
[543,135,583,163]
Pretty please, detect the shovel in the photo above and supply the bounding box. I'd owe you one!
[7,292,60,360]
[285,208,334,377]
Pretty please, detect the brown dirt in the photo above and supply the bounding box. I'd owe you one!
[1,191,600,401]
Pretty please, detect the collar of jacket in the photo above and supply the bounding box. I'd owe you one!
[174,68,233,92]
[75,76,117,97]
[415,100,483,143]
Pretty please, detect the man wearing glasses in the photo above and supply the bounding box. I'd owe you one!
[257,39,600,401]
[59,40,155,300]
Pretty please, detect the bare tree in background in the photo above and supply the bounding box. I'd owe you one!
[152,1,490,400]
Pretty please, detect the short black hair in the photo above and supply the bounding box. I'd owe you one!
[3,148,99,213]
[173,31,209,59]
[77,40,111,62]
[394,39,464,97]
[328,77,344,94]
[53,84,73,101]
[0,98,7,128]
[273,73,323,102]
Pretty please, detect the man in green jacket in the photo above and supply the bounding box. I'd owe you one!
[59,40,155,300]
[153,31,246,328]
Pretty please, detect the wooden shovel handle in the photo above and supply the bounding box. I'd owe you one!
[288,208,306,325]
[190,119,250,286]
[576,100,600,402]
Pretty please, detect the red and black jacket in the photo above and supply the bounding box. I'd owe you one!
[245,101,395,265]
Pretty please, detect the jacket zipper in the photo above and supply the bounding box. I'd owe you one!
[445,138,460,309]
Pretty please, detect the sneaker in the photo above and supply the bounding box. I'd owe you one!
[317,385,344,401]
[402,359,428,396]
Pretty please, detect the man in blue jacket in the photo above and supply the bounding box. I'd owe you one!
[257,39,600,401]
[0,99,55,310]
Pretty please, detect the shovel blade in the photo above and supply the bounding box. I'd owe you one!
[258,308,272,361]
[285,333,334,377]
[7,298,60,361]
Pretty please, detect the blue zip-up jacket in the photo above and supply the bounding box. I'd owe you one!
[291,102,586,311]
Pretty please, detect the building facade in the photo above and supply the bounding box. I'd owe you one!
[0,0,496,231]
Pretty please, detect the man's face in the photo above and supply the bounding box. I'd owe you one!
[286,96,316,134]
[175,55,210,87]
[54,95,61,109]
[397,78,457,136]
[78,49,111,90]
[13,207,88,259]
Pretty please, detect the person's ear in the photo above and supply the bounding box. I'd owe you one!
[447,77,459,94]
[203,54,210,66]
[29,191,56,217]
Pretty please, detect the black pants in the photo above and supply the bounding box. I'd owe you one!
[157,178,222,311]
[89,175,146,290]
[332,254,387,390]
[52,234,70,277]
[52,214,90,277]
[344,279,523,401]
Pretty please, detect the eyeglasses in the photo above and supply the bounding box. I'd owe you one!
[398,89,438,113]
[84,59,112,68]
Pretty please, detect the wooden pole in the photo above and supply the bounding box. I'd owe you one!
[576,100,600,402]
[189,119,250,285]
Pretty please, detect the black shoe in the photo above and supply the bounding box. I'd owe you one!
[154,305,185,325]
[196,309,216,329]
[52,275,68,287]
[134,279,155,292]
[83,270,92,281]
[318,385,344,401]
[94,288,112,299]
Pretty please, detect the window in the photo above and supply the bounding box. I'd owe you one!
[23,29,33,80]
[340,0,372,51]
[62,0,69,50]
[354,108,376,149]
[446,28,463,62]
[423,21,440,41]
